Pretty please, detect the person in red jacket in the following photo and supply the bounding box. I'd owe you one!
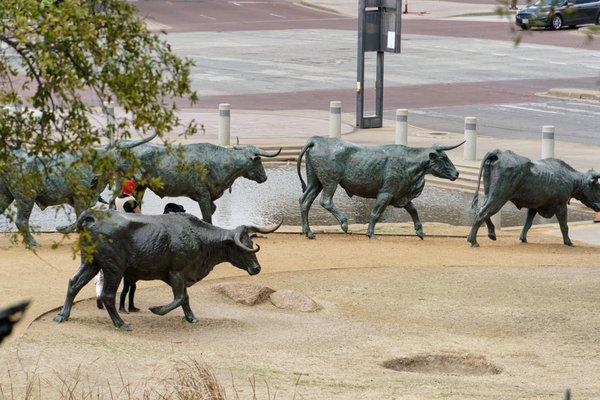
[96,179,141,312]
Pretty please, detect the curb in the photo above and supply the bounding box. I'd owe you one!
[544,88,600,102]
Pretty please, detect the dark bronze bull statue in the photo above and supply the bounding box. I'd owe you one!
[117,142,281,223]
[0,134,156,247]
[468,149,600,247]
[53,210,281,331]
[297,137,464,239]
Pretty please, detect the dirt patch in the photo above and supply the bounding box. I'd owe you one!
[382,353,502,376]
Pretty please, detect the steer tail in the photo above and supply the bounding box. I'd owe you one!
[471,150,500,210]
[296,140,315,192]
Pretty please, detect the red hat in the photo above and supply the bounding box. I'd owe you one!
[122,179,136,196]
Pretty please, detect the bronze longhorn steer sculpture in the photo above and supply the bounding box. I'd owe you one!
[53,210,282,331]
[468,149,600,247]
[297,137,464,239]
[113,142,281,224]
[0,134,156,247]
[0,300,29,344]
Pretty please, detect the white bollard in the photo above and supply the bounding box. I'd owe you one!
[103,101,115,124]
[218,103,231,146]
[541,125,555,159]
[395,109,408,145]
[491,212,501,232]
[464,117,477,161]
[329,101,342,138]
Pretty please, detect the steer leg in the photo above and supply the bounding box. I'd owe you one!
[100,268,131,330]
[54,263,101,323]
[555,204,573,246]
[467,199,506,247]
[0,186,14,216]
[366,192,393,239]
[15,199,39,247]
[319,183,348,234]
[404,201,424,240]
[149,270,186,316]
[519,208,537,243]
[299,163,322,239]
[300,187,322,240]
[195,194,214,224]
[181,290,198,324]
[485,218,497,241]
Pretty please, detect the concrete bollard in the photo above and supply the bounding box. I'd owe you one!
[395,109,408,145]
[464,117,477,161]
[491,212,501,232]
[329,101,342,138]
[218,103,231,146]
[103,101,115,124]
[541,125,555,159]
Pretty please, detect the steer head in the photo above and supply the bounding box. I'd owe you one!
[576,169,600,212]
[225,218,283,275]
[233,139,282,184]
[428,142,464,181]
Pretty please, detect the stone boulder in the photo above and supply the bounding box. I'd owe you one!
[269,290,321,312]
[211,282,275,306]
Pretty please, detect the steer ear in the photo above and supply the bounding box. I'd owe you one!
[587,169,600,183]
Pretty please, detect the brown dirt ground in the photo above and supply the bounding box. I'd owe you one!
[1,224,600,399]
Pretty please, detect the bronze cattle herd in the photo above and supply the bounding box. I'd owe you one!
[1,135,599,331]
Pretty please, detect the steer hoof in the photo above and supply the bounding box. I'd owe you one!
[564,241,574,247]
[488,233,497,241]
[184,315,199,324]
[25,239,41,248]
[519,237,528,243]
[149,306,165,315]
[53,314,67,323]
[118,323,133,332]
[416,230,424,240]
[305,231,316,239]
[340,221,348,233]
[470,241,480,248]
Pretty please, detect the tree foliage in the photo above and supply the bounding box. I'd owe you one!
[0,0,197,245]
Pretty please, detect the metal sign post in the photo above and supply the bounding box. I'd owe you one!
[356,0,402,129]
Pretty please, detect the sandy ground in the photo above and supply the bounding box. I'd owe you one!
[1,226,600,399]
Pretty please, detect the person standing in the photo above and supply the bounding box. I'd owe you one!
[95,179,141,312]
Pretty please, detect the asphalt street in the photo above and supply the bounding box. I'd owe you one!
[384,98,600,144]
[134,0,600,144]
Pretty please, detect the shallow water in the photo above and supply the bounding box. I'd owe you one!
[0,165,593,232]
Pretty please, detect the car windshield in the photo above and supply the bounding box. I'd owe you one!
[533,0,566,6]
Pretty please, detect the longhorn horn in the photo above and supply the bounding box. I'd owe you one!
[434,141,466,152]
[116,131,158,149]
[245,217,283,234]
[236,136,240,146]
[253,147,282,158]
[589,169,600,180]
[234,230,260,253]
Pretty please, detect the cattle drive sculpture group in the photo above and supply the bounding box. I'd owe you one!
[1,132,594,331]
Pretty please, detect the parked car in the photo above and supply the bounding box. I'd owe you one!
[516,0,600,30]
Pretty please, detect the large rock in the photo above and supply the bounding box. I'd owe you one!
[211,282,275,306]
[269,290,321,312]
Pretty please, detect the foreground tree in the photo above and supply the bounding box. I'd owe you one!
[0,0,197,246]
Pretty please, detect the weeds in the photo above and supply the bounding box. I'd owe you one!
[0,360,302,400]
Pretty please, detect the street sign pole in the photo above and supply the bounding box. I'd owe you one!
[356,0,402,129]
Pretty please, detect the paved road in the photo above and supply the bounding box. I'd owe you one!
[384,98,600,144]
[135,0,600,145]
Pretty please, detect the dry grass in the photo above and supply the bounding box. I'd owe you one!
[0,360,299,400]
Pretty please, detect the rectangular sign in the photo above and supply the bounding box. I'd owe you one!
[387,31,395,50]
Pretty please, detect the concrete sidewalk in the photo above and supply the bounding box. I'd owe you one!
[170,107,600,175]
